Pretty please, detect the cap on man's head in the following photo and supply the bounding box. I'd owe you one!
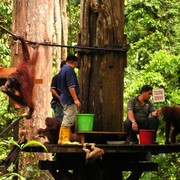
[66,55,78,62]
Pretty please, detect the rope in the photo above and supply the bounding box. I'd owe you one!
[0,25,18,40]
[0,25,129,52]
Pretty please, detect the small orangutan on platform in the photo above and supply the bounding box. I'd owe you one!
[37,117,80,144]
[37,117,62,144]
[160,105,180,144]
[1,36,39,119]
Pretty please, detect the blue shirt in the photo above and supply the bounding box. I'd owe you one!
[50,74,60,104]
[58,64,80,105]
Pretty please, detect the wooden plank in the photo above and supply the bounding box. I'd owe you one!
[0,67,16,78]
[77,131,127,135]
[34,79,43,84]
[38,160,157,171]
[0,68,43,84]
[38,160,158,180]
[77,131,127,144]
[22,144,180,154]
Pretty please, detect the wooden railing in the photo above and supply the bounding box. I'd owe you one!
[0,114,27,177]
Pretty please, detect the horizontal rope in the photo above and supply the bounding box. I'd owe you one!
[0,25,129,52]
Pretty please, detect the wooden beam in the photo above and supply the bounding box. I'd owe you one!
[77,131,127,144]
[0,68,43,84]
[38,160,158,180]
[22,144,180,154]
[38,160,158,171]
[34,79,43,84]
[0,67,16,78]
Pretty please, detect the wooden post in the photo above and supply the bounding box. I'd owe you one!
[78,0,128,131]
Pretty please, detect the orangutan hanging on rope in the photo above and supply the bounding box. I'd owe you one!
[1,36,39,119]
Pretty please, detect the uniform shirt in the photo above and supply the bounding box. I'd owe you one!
[127,96,155,124]
[58,64,80,105]
[50,74,60,104]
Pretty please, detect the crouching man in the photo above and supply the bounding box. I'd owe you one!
[124,85,160,144]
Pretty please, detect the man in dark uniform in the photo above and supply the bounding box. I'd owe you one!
[58,55,81,145]
[50,61,66,119]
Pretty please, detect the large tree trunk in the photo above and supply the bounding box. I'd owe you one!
[54,0,62,71]
[61,0,68,60]
[11,0,56,178]
[78,0,127,131]
[12,0,53,142]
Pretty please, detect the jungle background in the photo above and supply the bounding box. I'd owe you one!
[0,0,179,179]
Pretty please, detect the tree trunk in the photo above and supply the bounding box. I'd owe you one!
[54,0,62,71]
[61,0,68,60]
[78,0,127,131]
[12,0,53,142]
[11,0,56,178]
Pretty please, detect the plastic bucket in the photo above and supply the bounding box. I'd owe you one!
[139,130,155,144]
[77,114,94,131]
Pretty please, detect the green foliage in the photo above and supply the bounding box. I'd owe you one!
[0,0,14,135]
[146,50,180,105]
[0,94,19,135]
[124,50,180,109]
[125,0,180,69]
[147,153,180,180]
[0,138,13,162]
[21,140,47,151]
[0,139,48,179]
[0,138,47,162]
[124,0,180,179]
[0,38,11,67]
[67,0,80,54]
[8,139,47,152]
[0,0,12,28]
[0,172,26,180]
[0,0,13,67]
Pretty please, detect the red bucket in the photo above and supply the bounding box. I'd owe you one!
[139,130,155,144]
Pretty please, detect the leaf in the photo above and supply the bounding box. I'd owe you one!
[9,139,21,149]
[21,140,47,152]
[0,172,26,180]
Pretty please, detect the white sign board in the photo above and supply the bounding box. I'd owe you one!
[153,89,165,102]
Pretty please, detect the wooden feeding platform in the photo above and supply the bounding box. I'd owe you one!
[0,108,180,180]
[23,143,180,180]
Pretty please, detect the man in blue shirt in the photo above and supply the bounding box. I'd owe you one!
[58,55,81,144]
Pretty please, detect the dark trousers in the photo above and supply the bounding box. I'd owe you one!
[124,117,159,143]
